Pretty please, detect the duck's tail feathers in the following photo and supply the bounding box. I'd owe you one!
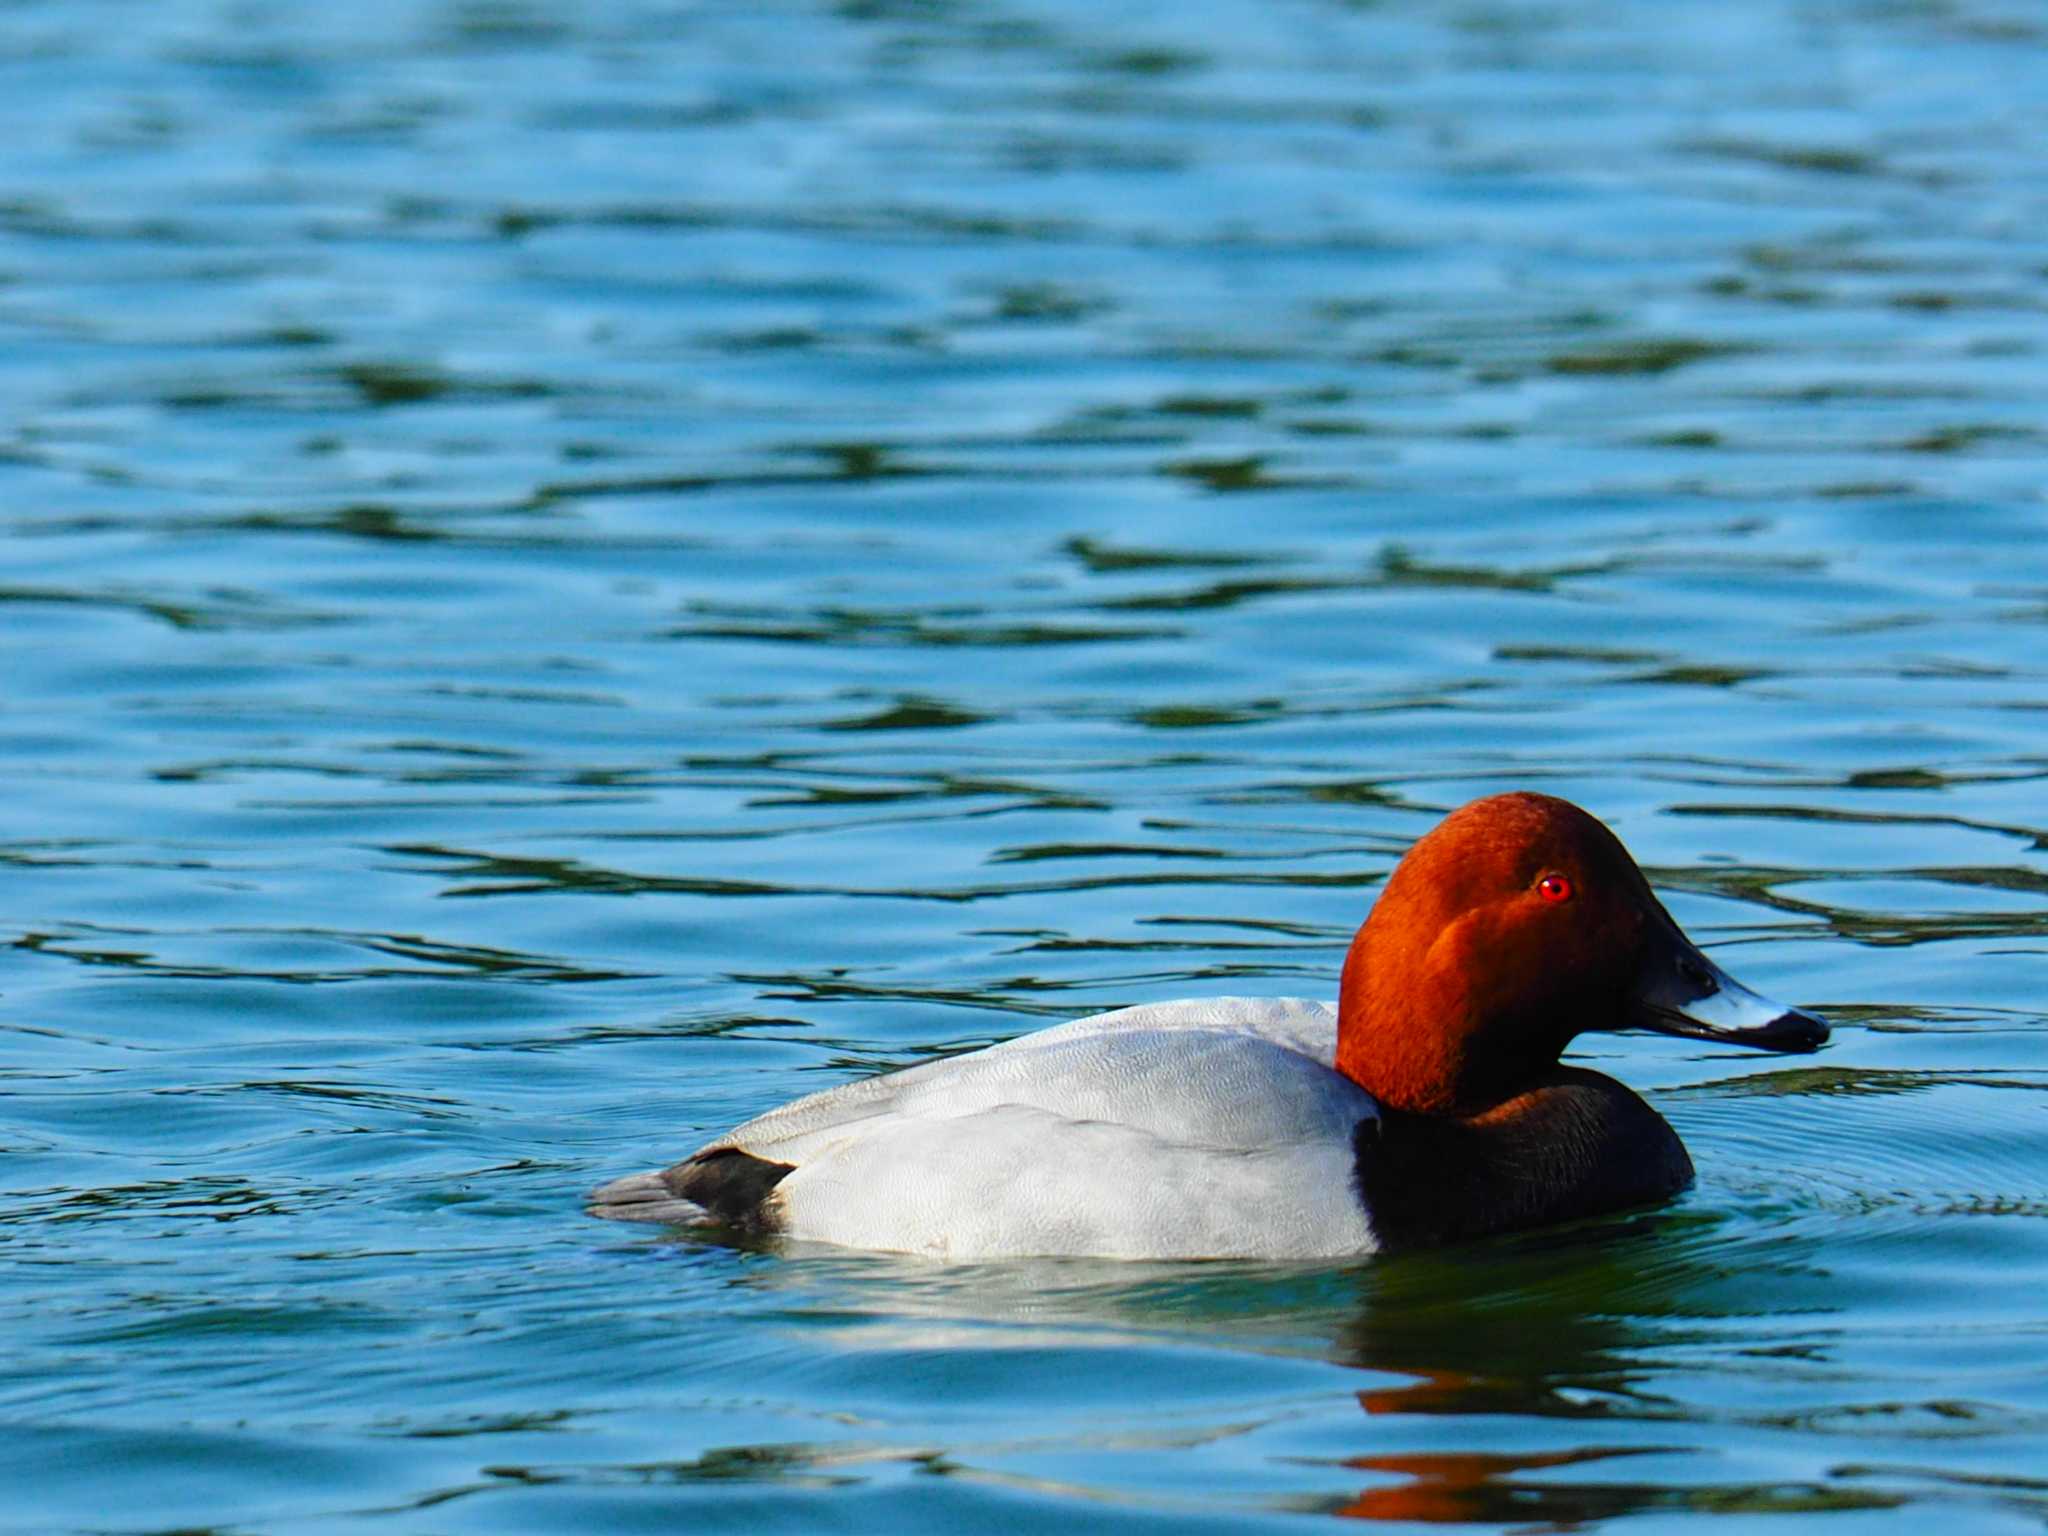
[586,1169,710,1224]
[587,1148,796,1230]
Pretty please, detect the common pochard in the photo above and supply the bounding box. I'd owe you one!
[590,792,1826,1259]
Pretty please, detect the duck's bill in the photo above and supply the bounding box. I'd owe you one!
[1632,917,1829,1053]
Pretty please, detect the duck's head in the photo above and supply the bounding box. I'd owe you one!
[1336,792,1826,1114]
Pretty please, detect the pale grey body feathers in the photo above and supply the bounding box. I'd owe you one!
[588,998,1381,1261]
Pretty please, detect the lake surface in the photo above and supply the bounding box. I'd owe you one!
[6,0,2048,1530]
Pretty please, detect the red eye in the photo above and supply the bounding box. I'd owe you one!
[1536,874,1573,904]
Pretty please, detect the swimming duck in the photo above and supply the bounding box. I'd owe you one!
[589,792,1826,1259]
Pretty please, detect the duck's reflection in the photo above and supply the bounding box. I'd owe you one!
[1338,1213,1685,1416]
[642,1209,1873,1524]
[1335,1445,1666,1523]
[1316,1218,1674,1520]
[1323,1213,1890,1524]
[1329,1435,1891,1524]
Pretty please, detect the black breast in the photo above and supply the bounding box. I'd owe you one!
[1352,1068,1694,1250]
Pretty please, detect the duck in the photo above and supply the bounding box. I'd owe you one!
[588,792,1827,1260]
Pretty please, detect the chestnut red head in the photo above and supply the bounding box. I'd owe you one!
[1335,793,1825,1114]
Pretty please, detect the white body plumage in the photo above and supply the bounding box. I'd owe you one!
[590,997,1381,1261]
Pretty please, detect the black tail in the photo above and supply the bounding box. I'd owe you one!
[671,1147,796,1229]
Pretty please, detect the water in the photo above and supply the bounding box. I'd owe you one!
[5,0,2048,1529]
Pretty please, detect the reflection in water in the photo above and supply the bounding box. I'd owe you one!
[1323,1214,1895,1522]
[612,1202,1924,1524]
[1339,1217,1700,1418]
[1333,1444,1900,1524]
[1337,1446,1665,1524]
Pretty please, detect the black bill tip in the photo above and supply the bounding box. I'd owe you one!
[1735,1005,1829,1053]
[1641,1000,1830,1054]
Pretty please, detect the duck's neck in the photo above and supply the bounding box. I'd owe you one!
[1350,1068,1693,1250]
[1335,924,1592,1114]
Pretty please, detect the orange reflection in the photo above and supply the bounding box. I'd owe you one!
[1337,1444,1658,1523]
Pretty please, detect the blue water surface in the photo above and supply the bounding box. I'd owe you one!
[6,0,2048,1530]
